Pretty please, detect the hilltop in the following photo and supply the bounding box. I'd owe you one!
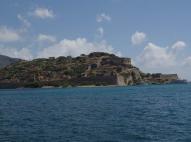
[0,52,181,88]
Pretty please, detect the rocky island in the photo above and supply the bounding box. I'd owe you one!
[0,52,183,89]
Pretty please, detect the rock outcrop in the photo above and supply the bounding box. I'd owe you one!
[0,52,181,88]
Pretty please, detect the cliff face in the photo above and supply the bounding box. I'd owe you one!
[0,52,179,88]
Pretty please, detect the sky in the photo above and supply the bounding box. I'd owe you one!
[0,0,191,80]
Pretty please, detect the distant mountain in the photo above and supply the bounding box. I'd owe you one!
[0,52,182,89]
[0,55,22,69]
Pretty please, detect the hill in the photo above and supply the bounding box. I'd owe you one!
[0,52,180,88]
[0,55,22,69]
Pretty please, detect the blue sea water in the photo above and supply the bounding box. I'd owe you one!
[0,84,191,142]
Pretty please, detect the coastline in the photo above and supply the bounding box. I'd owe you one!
[0,82,189,90]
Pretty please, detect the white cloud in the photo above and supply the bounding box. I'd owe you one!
[33,8,54,19]
[0,46,33,60]
[171,41,186,50]
[0,38,121,60]
[37,34,56,43]
[138,42,175,68]
[183,56,191,66]
[131,31,146,45]
[0,26,21,42]
[135,40,189,79]
[96,27,104,37]
[17,14,31,28]
[96,13,111,23]
[38,38,121,58]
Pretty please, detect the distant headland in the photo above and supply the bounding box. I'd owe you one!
[0,52,187,89]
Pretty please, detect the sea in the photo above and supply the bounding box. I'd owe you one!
[0,84,191,142]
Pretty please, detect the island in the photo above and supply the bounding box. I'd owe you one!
[0,52,186,89]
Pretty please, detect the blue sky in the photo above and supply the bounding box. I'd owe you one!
[0,0,191,79]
